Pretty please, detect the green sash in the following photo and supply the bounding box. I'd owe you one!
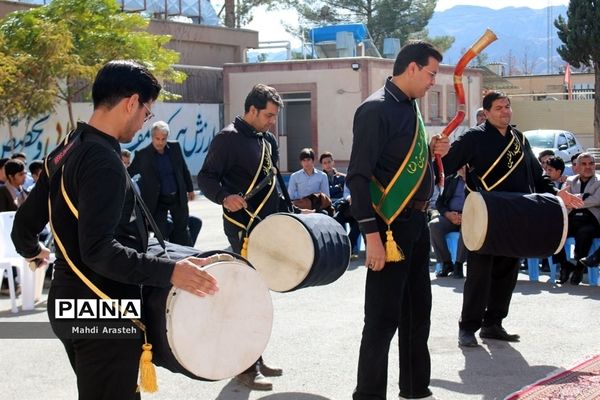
[478,129,524,191]
[370,101,428,224]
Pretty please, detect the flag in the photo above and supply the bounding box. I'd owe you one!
[564,63,572,100]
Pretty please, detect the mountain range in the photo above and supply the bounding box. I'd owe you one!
[247,4,569,75]
[427,5,568,74]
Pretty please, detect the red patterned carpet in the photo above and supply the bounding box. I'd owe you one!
[506,354,600,399]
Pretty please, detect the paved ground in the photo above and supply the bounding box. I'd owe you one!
[1,196,599,400]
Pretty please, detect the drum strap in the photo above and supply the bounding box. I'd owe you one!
[477,128,525,191]
[43,130,159,393]
[369,101,428,262]
[223,137,277,258]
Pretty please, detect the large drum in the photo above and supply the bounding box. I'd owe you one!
[247,212,351,292]
[461,191,568,258]
[143,246,273,381]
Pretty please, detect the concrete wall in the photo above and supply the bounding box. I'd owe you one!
[511,100,595,148]
[149,20,257,67]
[505,72,594,98]
[224,58,484,165]
[0,102,221,176]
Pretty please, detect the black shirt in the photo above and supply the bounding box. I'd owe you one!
[11,123,175,299]
[442,121,556,195]
[197,117,280,228]
[346,78,434,234]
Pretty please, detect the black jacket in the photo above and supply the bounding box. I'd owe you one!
[128,141,194,214]
[197,117,280,229]
[435,174,464,215]
[443,121,556,195]
[12,123,175,299]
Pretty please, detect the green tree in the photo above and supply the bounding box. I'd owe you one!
[0,0,185,129]
[555,0,600,142]
[221,0,279,28]
[281,0,447,53]
[0,19,71,137]
[408,28,454,54]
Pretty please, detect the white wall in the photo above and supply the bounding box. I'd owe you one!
[0,102,221,176]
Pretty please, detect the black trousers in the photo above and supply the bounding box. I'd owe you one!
[353,210,432,400]
[459,253,519,332]
[553,215,600,264]
[48,285,142,400]
[154,193,191,246]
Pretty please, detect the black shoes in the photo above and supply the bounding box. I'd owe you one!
[479,325,520,342]
[452,262,464,279]
[570,261,585,285]
[558,261,575,284]
[458,329,478,347]
[580,252,600,268]
[436,262,454,277]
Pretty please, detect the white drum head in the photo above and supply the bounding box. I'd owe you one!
[166,261,273,380]
[461,191,488,252]
[247,214,315,292]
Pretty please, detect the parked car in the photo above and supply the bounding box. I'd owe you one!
[523,129,584,162]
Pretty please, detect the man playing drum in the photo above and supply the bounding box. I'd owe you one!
[197,83,284,390]
[347,41,449,400]
[11,60,219,400]
[442,91,582,348]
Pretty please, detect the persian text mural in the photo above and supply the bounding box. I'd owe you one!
[0,102,221,176]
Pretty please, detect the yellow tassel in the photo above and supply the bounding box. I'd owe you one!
[241,236,249,258]
[139,343,158,393]
[385,227,404,262]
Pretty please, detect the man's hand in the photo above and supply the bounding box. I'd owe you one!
[558,185,584,209]
[430,135,450,158]
[223,194,247,212]
[171,257,219,297]
[444,211,462,225]
[26,244,51,271]
[365,232,386,271]
[187,191,196,201]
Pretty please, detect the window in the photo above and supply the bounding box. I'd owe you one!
[566,132,577,148]
[447,89,456,120]
[428,90,441,121]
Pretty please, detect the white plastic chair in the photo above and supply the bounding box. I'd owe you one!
[0,228,18,313]
[0,211,49,310]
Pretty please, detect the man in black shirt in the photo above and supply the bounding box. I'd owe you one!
[197,83,283,391]
[442,91,582,348]
[11,60,218,400]
[347,41,448,400]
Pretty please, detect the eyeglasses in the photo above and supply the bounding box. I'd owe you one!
[143,103,154,122]
[418,65,437,78]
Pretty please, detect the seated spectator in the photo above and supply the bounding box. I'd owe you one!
[121,149,132,167]
[320,151,361,258]
[475,107,486,126]
[11,152,34,189]
[545,156,566,189]
[563,152,581,177]
[0,157,8,185]
[428,166,468,278]
[319,151,345,200]
[538,149,555,175]
[288,148,330,212]
[0,159,28,212]
[27,160,44,191]
[553,153,600,285]
[0,159,30,295]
